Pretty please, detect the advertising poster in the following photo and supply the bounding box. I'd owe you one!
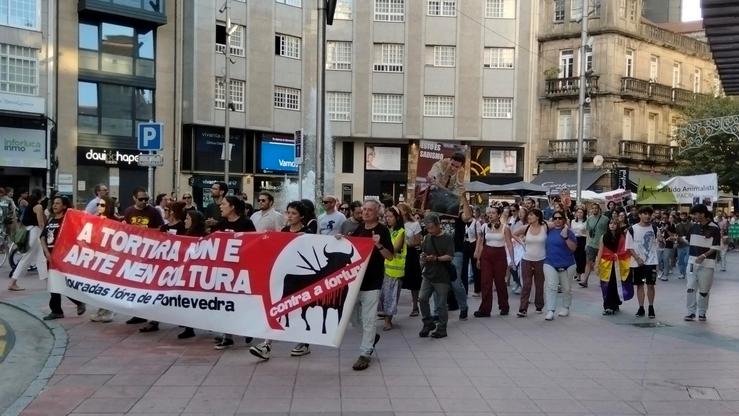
[637,173,718,206]
[49,211,375,347]
[414,140,467,215]
[260,135,298,174]
[489,150,517,174]
[365,145,401,171]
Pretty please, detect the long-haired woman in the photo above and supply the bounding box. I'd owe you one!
[397,202,422,316]
[300,199,318,234]
[571,207,588,281]
[379,206,406,331]
[512,208,547,317]
[596,219,633,315]
[175,210,208,339]
[474,206,513,317]
[8,189,47,291]
[508,206,528,295]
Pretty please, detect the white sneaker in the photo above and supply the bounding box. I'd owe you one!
[290,343,311,356]
[249,342,272,360]
[545,311,555,321]
[558,308,570,317]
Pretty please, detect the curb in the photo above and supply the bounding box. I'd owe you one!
[0,299,68,416]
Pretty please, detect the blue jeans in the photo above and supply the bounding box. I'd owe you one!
[677,246,689,276]
[433,251,468,315]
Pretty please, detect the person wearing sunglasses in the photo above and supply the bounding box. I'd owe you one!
[339,204,351,218]
[182,193,197,212]
[318,195,346,236]
[541,213,577,321]
[250,191,284,231]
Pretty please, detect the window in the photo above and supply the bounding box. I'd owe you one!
[327,92,351,121]
[0,43,38,95]
[372,94,403,123]
[326,41,352,70]
[276,0,301,6]
[627,0,636,20]
[424,96,454,117]
[78,22,155,78]
[622,108,633,141]
[334,0,352,19]
[0,0,38,29]
[428,0,456,16]
[482,97,512,119]
[554,0,564,21]
[649,55,659,81]
[275,34,301,59]
[624,49,634,77]
[484,47,514,69]
[618,0,625,17]
[693,69,701,93]
[433,46,455,67]
[274,86,301,110]
[571,0,582,21]
[592,0,601,16]
[582,108,592,139]
[647,113,658,143]
[485,0,514,18]
[375,0,404,22]
[373,43,403,72]
[214,78,245,112]
[672,62,681,88]
[670,116,679,139]
[216,23,245,57]
[559,49,574,78]
[584,46,593,72]
[77,81,154,137]
[557,110,572,140]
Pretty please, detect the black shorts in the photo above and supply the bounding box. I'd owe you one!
[631,265,657,286]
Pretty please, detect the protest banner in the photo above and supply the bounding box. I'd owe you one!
[637,173,718,207]
[49,210,375,347]
[414,140,468,215]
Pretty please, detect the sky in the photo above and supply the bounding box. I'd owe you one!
[682,0,702,21]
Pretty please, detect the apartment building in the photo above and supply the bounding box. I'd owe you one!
[534,0,716,192]
[0,0,52,194]
[55,0,176,209]
[178,0,539,205]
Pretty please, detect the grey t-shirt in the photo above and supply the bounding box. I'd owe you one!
[420,233,454,283]
[339,218,360,235]
[318,211,346,235]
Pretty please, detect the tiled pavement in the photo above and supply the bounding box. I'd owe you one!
[3,253,739,415]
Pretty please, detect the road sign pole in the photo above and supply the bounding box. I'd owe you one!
[148,150,154,199]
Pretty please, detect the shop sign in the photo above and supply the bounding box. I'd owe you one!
[77,147,141,167]
[0,127,46,168]
[0,92,45,114]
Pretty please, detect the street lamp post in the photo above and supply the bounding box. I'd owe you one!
[575,1,590,205]
[220,0,235,187]
[315,0,327,201]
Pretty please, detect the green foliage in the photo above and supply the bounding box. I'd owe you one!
[672,97,739,194]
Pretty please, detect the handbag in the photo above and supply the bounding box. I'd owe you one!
[429,236,457,281]
[13,227,29,253]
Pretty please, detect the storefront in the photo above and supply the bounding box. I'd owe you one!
[75,146,148,210]
[254,133,299,197]
[469,145,525,185]
[363,143,408,203]
[0,93,48,194]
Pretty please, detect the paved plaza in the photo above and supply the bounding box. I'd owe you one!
[3,254,739,416]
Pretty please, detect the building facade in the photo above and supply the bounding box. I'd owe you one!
[0,0,52,195]
[177,0,540,207]
[55,0,175,209]
[534,0,716,192]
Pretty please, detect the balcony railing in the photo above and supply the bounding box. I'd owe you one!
[546,139,597,159]
[620,77,707,106]
[544,76,599,97]
[619,140,676,163]
[639,22,711,58]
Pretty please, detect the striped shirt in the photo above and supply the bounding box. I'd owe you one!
[688,221,721,269]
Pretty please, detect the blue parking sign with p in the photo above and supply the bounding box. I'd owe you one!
[137,122,163,151]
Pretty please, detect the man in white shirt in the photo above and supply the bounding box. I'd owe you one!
[625,206,659,319]
[84,184,108,214]
[318,195,346,236]
[249,192,284,231]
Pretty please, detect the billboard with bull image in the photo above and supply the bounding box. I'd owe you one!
[48,210,375,347]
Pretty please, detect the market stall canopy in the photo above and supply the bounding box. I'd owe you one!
[464,181,547,195]
[531,170,606,192]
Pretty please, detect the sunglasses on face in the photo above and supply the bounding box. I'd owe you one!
[137,197,149,202]
[322,200,333,204]
[97,203,106,207]
[183,196,192,199]
[552,216,564,220]
[258,199,268,203]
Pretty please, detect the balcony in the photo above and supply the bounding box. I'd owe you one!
[79,0,167,26]
[544,139,598,160]
[620,77,708,106]
[544,76,599,98]
[640,22,711,59]
[619,140,677,163]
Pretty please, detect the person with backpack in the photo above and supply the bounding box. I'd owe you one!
[624,206,660,319]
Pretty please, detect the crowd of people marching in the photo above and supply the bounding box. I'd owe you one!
[0,181,732,371]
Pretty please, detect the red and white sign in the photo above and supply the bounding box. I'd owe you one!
[49,210,375,347]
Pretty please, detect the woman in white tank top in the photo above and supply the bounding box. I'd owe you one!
[570,207,588,281]
[474,206,513,317]
[512,208,547,317]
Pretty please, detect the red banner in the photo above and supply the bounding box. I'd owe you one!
[49,210,375,346]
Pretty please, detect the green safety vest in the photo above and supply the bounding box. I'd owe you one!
[384,228,406,279]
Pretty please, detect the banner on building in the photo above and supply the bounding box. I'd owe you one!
[49,210,375,347]
[637,173,718,206]
[414,140,467,215]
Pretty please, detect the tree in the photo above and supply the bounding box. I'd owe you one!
[672,96,739,194]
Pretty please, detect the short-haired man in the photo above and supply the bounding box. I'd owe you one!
[154,193,171,224]
[625,206,659,319]
[205,181,227,228]
[523,198,536,211]
[249,191,284,231]
[84,184,109,215]
[418,213,454,339]
[427,152,466,195]
[580,203,609,287]
[318,195,346,236]
[684,204,721,322]
[339,201,363,235]
[348,199,393,371]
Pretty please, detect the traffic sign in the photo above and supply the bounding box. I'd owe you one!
[137,122,163,151]
[138,153,164,167]
[294,129,303,164]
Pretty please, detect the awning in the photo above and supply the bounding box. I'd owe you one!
[531,170,605,191]
[703,0,739,95]
[465,180,547,195]
[628,171,668,188]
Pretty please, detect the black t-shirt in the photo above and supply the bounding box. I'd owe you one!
[41,216,63,252]
[21,203,40,226]
[439,214,464,252]
[306,218,318,234]
[205,202,222,222]
[662,223,677,249]
[123,205,164,229]
[212,216,256,232]
[351,223,393,291]
[161,222,186,236]
[281,224,312,234]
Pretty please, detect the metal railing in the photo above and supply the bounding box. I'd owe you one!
[620,77,707,106]
[619,140,676,163]
[544,76,599,97]
[639,22,711,58]
[547,139,597,158]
